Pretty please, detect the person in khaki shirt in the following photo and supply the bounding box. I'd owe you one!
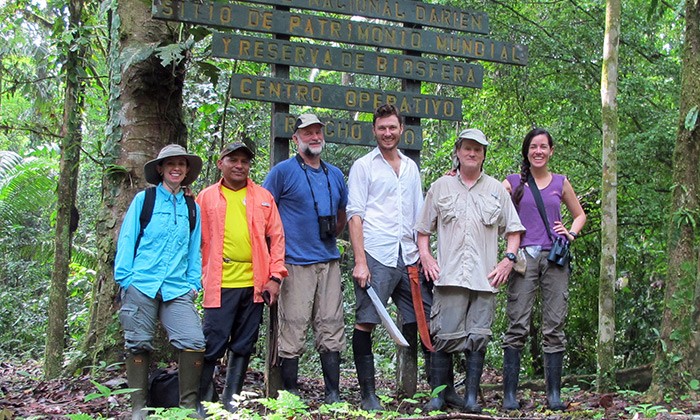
[415,128,524,413]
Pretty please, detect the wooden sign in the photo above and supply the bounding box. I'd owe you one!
[274,113,422,149]
[212,34,484,88]
[153,0,528,65]
[229,74,463,121]
[237,0,490,34]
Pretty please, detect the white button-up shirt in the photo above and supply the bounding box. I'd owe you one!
[347,147,424,267]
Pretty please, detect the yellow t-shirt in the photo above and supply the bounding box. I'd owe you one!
[221,186,254,288]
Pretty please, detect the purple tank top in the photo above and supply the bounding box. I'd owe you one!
[507,173,565,250]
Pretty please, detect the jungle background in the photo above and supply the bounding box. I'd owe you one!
[0,0,698,417]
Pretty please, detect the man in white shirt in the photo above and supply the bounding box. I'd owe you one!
[347,103,432,411]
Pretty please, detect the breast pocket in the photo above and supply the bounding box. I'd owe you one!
[254,201,273,226]
[437,194,460,225]
[478,193,502,226]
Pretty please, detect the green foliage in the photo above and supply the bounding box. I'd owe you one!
[690,379,700,391]
[625,403,669,418]
[83,379,135,402]
[259,390,310,418]
[146,406,199,419]
[79,379,137,419]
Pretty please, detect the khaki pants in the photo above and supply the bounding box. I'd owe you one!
[430,285,496,353]
[277,261,346,358]
[502,250,570,353]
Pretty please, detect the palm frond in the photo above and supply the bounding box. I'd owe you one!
[0,154,57,230]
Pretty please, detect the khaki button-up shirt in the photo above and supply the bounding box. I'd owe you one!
[415,172,524,292]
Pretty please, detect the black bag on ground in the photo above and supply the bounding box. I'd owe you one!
[148,368,179,408]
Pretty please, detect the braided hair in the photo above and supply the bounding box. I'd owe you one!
[512,128,553,208]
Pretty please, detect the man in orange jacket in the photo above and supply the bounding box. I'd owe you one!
[196,142,287,412]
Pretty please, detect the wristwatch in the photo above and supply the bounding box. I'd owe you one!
[269,276,282,285]
[505,252,517,263]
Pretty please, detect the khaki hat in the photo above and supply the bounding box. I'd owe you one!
[143,144,202,186]
[294,114,325,131]
[456,128,489,146]
[220,142,255,160]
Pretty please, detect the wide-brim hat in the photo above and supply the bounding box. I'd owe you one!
[144,144,203,186]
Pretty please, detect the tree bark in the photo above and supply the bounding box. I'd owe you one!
[649,0,700,400]
[74,0,188,369]
[597,0,620,392]
[44,0,85,379]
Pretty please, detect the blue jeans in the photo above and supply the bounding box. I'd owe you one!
[119,285,205,353]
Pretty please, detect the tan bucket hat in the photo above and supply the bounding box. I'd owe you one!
[143,144,203,186]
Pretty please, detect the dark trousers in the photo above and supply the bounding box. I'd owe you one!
[203,287,263,360]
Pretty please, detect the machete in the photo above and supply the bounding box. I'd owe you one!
[366,285,410,347]
[408,265,434,352]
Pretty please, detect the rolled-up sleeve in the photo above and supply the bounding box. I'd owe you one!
[414,186,437,235]
[346,159,369,222]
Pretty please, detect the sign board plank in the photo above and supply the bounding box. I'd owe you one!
[274,113,422,149]
[229,74,462,121]
[152,0,528,65]
[237,0,489,35]
[212,34,483,88]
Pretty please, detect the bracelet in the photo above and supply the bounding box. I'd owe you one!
[569,231,578,240]
[269,276,282,285]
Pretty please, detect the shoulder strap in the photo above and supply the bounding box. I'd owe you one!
[527,176,555,241]
[184,195,196,233]
[135,187,157,257]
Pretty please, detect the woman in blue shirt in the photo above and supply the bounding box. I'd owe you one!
[114,144,205,419]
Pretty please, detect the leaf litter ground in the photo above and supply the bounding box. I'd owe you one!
[1,360,698,419]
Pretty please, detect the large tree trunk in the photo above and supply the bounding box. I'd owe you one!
[44,0,85,379]
[73,0,188,369]
[597,0,620,393]
[649,0,700,400]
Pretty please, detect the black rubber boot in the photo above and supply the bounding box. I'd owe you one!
[544,351,567,411]
[354,353,383,411]
[125,352,150,420]
[463,350,485,413]
[280,357,300,396]
[502,347,521,410]
[198,359,217,417]
[178,350,204,418]
[443,354,463,408]
[221,353,250,413]
[320,351,342,404]
[423,350,451,412]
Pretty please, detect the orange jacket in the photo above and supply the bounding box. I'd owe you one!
[196,178,287,307]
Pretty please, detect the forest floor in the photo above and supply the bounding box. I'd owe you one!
[1,359,698,419]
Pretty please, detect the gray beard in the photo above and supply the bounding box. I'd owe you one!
[302,147,322,157]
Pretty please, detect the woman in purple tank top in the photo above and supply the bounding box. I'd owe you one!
[500,128,587,411]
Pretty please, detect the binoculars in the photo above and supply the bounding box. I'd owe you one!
[318,215,337,240]
[547,237,571,267]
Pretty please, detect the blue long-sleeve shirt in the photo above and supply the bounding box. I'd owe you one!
[114,183,202,301]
